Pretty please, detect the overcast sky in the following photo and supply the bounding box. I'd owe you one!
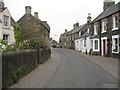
[4,0,119,41]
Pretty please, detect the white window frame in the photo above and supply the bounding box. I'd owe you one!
[112,35,119,54]
[93,39,99,51]
[87,28,89,34]
[112,14,119,31]
[101,19,107,33]
[94,23,97,35]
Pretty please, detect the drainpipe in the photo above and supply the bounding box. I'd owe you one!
[99,20,102,56]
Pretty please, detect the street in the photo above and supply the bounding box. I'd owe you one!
[45,48,118,88]
[11,48,118,88]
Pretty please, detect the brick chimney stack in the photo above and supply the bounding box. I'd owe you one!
[65,29,67,32]
[0,0,4,12]
[34,12,38,19]
[25,6,31,14]
[87,13,91,24]
[103,0,115,11]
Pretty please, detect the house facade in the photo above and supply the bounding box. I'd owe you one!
[17,6,50,44]
[90,1,120,58]
[0,0,15,45]
[75,14,92,53]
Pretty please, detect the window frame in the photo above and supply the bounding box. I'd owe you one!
[93,39,99,51]
[83,39,86,48]
[94,23,97,35]
[3,15,9,27]
[101,19,107,33]
[112,14,119,31]
[3,34,9,43]
[112,35,119,54]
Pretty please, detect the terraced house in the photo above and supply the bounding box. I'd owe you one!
[0,0,15,44]
[90,0,120,58]
[74,14,92,53]
[17,6,50,43]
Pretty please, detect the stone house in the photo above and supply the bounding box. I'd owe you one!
[59,29,68,48]
[64,22,81,49]
[90,0,120,58]
[17,6,50,43]
[0,0,16,45]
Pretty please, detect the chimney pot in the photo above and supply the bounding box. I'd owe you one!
[87,13,91,24]
[65,29,67,32]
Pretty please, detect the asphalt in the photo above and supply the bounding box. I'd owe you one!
[10,48,118,88]
[45,48,118,88]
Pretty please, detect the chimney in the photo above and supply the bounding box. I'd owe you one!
[65,29,67,32]
[0,0,4,12]
[73,24,76,29]
[103,0,115,11]
[25,6,31,14]
[87,13,91,24]
[34,12,38,19]
[76,22,79,27]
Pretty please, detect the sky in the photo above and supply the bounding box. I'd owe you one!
[4,0,120,41]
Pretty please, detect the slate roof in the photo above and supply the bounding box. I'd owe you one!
[11,17,17,26]
[41,21,50,32]
[0,7,6,13]
[18,14,50,32]
[93,1,120,22]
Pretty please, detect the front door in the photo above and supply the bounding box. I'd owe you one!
[103,40,106,56]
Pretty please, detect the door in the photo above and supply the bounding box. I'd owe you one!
[103,40,106,56]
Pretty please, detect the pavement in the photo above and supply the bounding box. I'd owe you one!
[10,49,61,88]
[10,48,118,88]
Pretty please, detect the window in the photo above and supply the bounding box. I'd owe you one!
[102,19,107,33]
[88,28,89,34]
[84,40,86,47]
[4,15,9,27]
[95,40,98,50]
[112,15,118,30]
[3,34,9,43]
[112,35,119,53]
[94,23,97,35]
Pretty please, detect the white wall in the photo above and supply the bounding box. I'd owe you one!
[75,36,92,53]
[0,8,15,44]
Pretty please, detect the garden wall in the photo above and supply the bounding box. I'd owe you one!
[2,48,51,88]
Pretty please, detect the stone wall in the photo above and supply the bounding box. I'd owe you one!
[2,49,51,88]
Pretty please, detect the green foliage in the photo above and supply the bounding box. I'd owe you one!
[28,38,47,49]
[14,25,21,44]
[1,25,49,52]
[12,66,25,83]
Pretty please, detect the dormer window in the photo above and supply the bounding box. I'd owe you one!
[102,19,107,33]
[112,14,118,30]
[94,23,97,35]
[3,15,9,27]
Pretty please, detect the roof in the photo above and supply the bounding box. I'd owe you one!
[41,21,50,32]
[18,14,50,32]
[93,1,120,22]
[11,17,17,26]
[0,7,6,13]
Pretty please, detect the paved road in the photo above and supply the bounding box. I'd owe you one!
[45,48,118,88]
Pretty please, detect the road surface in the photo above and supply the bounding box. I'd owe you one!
[45,48,118,88]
